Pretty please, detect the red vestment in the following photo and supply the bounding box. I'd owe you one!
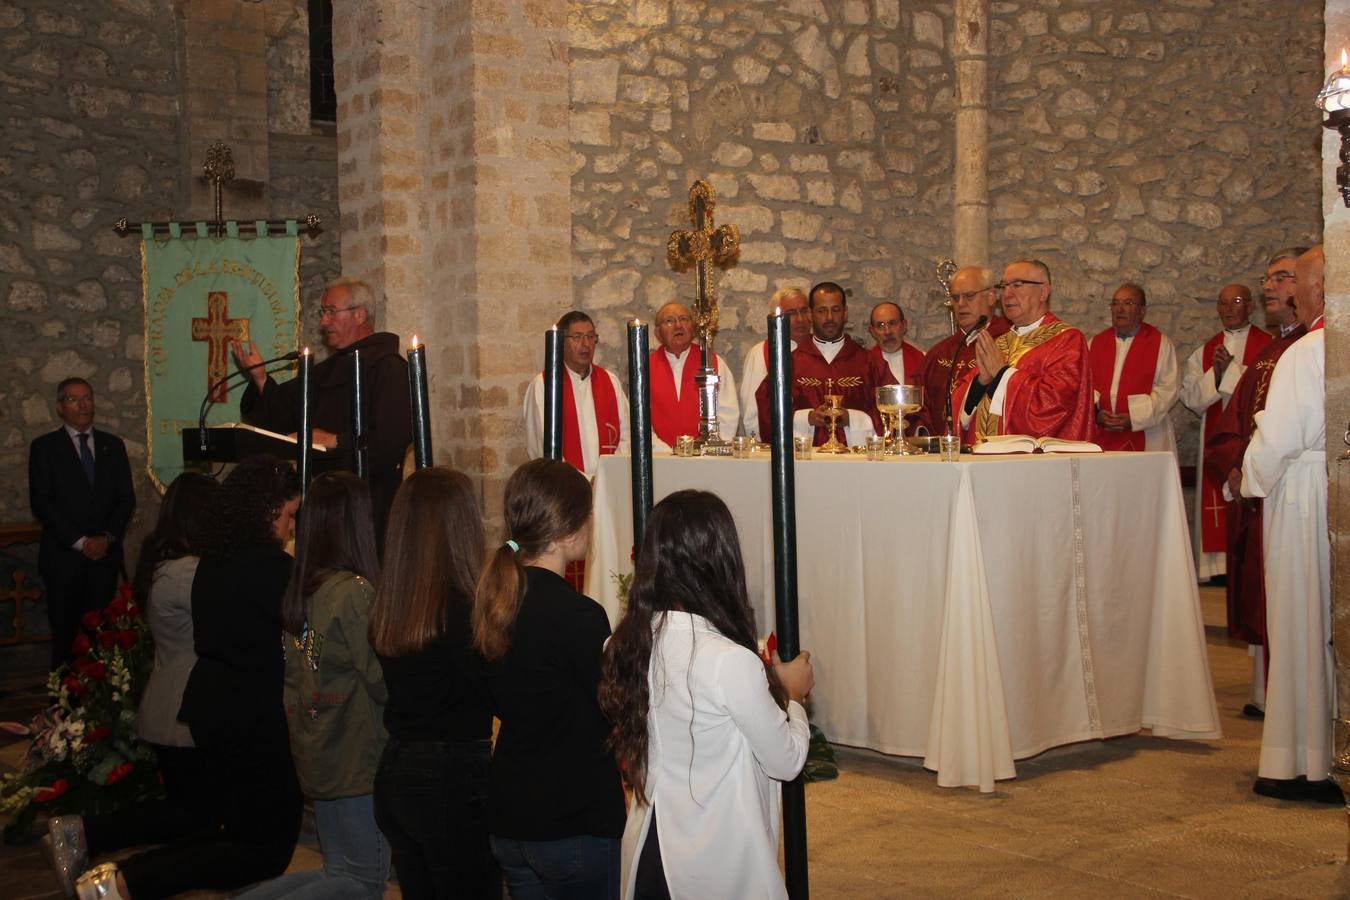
[783,336,896,445]
[561,364,621,473]
[918,317,1011,435]
[650,345,719,446]
[1196,328,1272,553]
[952,314,1094,442]
[870,342,926,385]
[1204,325,1305,645]
[1088,323,1162,451]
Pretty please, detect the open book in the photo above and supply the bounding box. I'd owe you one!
[973,434,1102,454]
[216,422,330,452]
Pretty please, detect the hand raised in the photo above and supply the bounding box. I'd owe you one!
[231,340,267,390]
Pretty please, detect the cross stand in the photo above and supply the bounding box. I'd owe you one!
[667,180,740,455]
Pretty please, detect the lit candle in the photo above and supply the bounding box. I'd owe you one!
[766,306,807,897]
[297,346,313,493]
[543,325,564,460]
[627,318,653,555]
[350,346,366,479]
[407,335,433,469]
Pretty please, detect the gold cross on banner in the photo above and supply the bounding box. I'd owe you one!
[667,180,740,333]
[192,291,250,402]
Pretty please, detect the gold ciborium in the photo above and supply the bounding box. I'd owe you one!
[819,382,848,454]
[876,384,923,455]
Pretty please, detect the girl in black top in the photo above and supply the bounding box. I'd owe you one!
[369,467,499,899]
[474,458,625,900]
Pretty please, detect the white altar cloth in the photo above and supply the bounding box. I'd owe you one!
[585,451,1220,792]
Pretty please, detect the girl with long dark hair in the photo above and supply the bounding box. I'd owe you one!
[239,471,388,900]
[369,467,500,898]
[474,458,625,899]
[77,455,303,900]
[600,490,815,900]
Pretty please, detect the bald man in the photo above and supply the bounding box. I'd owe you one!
[1180,283,1271,581]
[866,302,926,386]
[740,286,811,439]
[918,265,1010,434]
[649,302,738,450]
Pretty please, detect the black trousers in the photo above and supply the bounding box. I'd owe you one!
[374,737,500,900]
[118,740,301,900]
[83,745,216,856]
[43,556,119,669]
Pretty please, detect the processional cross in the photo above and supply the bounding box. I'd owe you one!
[667,180,740,449]
[192,291,250,402]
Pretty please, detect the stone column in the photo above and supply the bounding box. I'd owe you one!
[952,0,989,267]
[1325,1,1350,857]
[331,0,572,528]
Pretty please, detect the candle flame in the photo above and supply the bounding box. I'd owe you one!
[774,307,782,316]
[631,317,641,326]
[548,324,558,332]
[410,334,420,349]
[301,346,311,356]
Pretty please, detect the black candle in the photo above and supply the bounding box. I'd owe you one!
[407,335,433,469]
[350,346,367,479]
[767,307,808,899]
[543,325,564,460]
[627,319,653,555]
[297,346,313,494]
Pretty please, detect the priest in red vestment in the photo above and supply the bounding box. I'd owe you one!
[1180,284,1272,581]
[919,265,1009,435]
[867,302,926,385]
[1203,249,1307,718]
[1088,283,1180,452]
[783,281,896,446]
[648,301,739,450]
[741,287,812,440]
[955,259,1093,442]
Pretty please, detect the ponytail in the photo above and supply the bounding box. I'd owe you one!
[473,543,526,660]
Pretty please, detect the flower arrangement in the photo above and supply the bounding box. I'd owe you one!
[0,583,163,842]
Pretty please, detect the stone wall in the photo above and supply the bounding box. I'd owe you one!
[0,0,340,533]
[565,0,1323,463]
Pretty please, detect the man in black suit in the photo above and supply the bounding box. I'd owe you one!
[29,377,136,668]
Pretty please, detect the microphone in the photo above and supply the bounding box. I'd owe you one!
[197,350,303,452]
[945,316,990,435]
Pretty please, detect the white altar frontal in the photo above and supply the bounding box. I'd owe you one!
[584,450,1221,793]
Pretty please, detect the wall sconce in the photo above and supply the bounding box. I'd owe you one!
[1318,50,1350,207]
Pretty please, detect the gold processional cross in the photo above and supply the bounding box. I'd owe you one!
[192,291,250,402]
[666,179,740,447]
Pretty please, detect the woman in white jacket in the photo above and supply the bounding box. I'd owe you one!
[600,490,815,900]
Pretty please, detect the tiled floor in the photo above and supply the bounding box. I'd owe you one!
[3,587,1347,899]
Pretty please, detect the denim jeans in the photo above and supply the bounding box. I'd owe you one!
[373,738,500,899]
[238,794,390,900]
[490,834,620,900]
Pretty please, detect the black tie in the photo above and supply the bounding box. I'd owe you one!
[78,433,95,485]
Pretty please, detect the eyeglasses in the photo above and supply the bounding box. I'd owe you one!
[949,288,992,303]
[318,304,360,318]
[1260,272,1296,285]
[658,315,693,327]
[997,280,1045,291]
[565,332,600,345]
[1108,299,1142,308]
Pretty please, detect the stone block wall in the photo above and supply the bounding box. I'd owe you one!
[0,0,340,535]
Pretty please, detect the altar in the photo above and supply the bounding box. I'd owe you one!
[584,450,1221,792]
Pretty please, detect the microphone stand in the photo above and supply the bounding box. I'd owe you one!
[197,351,302,452]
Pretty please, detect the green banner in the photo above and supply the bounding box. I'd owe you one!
[142,230,300,491]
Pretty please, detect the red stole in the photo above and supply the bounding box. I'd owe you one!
[1309,317,1324,331]
[1089,323,1162,451]
[560,365,621,473]
[650,346,717,446]
[1197,326,1271,552]
[869,343,925,386]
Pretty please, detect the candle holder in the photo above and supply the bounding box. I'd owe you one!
[1318,51,1350,208]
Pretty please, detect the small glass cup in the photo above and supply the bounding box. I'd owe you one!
[674,435,696,457]
[865,435,885,461]
[732,436,752,458]
[793,436,812,460]
[939,434,961,462]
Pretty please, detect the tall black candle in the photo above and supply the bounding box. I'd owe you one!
[543,325,564,461]
[350,346,367,479]
[407,335,433,469]
[297,346,313,494]
[768,308,808,899]
[627,319,653,555]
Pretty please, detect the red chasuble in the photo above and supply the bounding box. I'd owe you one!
[1088,323,1162,451]
[869,342,926,386]
[560,365,621,474]
[787,336,896,446]
[919,317,1011,436]
[952,314,1093,442]
[650,345,718,446]
[1196,326,1272,553]
[1203,325,1304,646]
